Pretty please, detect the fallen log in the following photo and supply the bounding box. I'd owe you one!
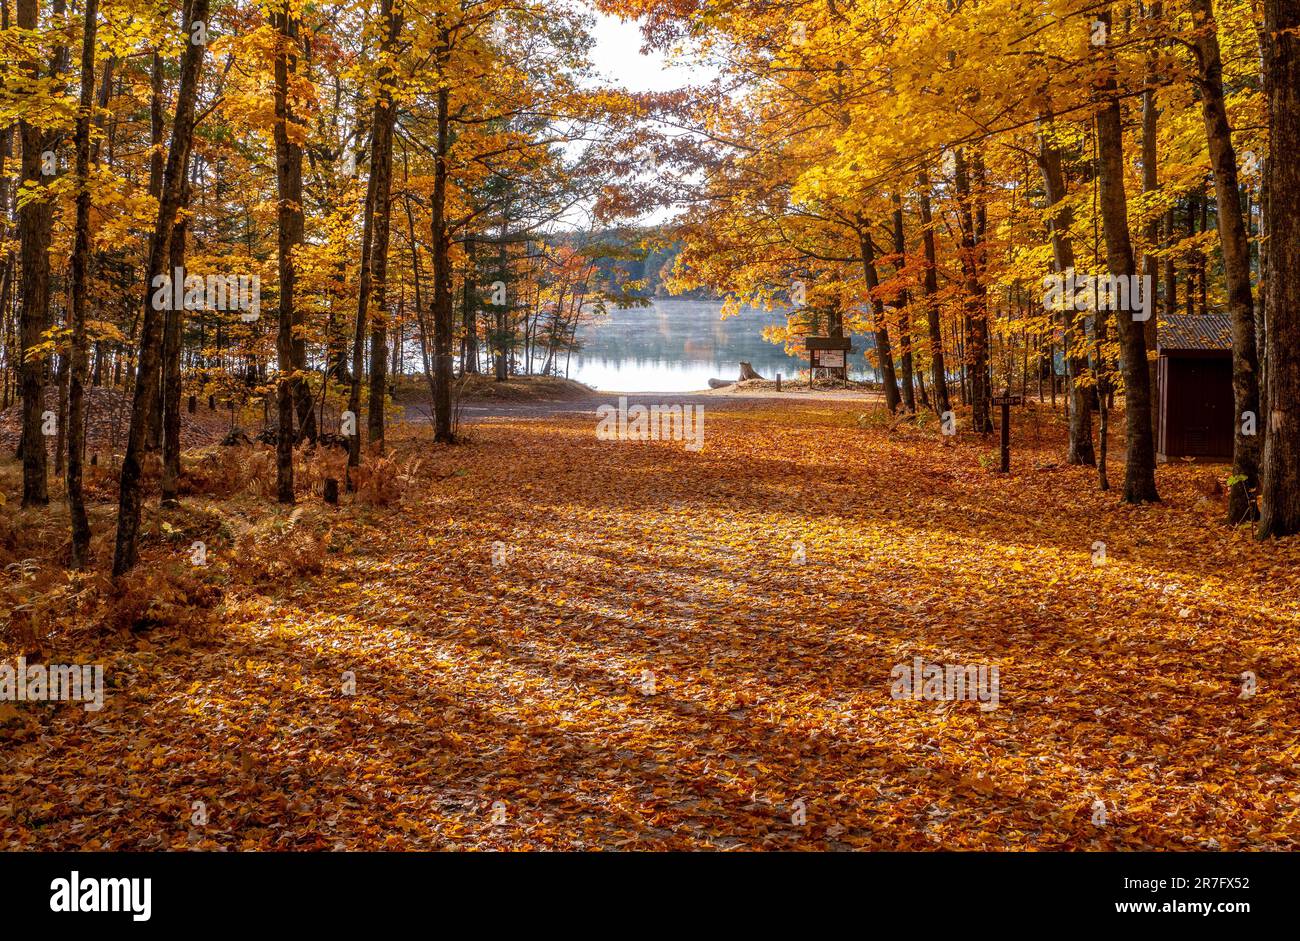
[709,362,767,389]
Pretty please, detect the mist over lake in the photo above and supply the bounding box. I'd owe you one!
[568,298,871,392]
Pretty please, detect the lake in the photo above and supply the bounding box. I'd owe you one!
[566,298,871,392]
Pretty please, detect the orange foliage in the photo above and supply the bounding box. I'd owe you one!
[2,403,1297,849]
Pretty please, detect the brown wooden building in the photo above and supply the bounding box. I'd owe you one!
[1156,313,1234,463]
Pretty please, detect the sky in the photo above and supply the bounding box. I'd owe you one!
[571,10,716,227]
[584,10,708,93]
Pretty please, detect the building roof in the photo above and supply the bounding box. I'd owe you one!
[1158,313,1233,352]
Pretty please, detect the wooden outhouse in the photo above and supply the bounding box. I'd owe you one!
[1156,314,1234,463]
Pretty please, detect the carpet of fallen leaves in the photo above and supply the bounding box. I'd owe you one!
[3,398,1299,850]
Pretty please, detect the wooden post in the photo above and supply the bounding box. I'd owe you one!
[1000,399,1011,473]
[776,373,782,392]
[992,389,1022,472]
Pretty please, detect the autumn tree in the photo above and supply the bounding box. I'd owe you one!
[113,0,210,576]
[15,0,67,507]
[66,0,98,564]
[1093,8,1158,503]
[1257,0,1300,537]
[1189,0,1260,523]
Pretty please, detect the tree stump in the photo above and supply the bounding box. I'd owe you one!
[738,362,765,381]
[324,478,339,505]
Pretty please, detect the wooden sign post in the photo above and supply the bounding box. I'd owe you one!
[804,337,853,388]
[991,390,1023,473]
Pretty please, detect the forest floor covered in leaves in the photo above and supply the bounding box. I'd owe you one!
[2,399,1299,850]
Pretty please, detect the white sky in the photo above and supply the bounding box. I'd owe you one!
[572,10,715,228]
[584,10,712,93]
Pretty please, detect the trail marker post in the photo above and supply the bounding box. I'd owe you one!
[992,389,1023,472]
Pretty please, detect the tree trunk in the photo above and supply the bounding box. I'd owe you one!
[112,0,209,577]
[16,0,62,507]
[462,236,478,374]
[858,228,900,412]
[954,148,992,432]
[66,0,98,565]
[402,162,440,420]
[146,48,166,453]
[365,0,400,457]
[1095,9,1159,504]
[160,178,189,505]
[1038,116,1096,465]
[290,260,313,434]
[327,257,350,385]
[272,0,305,502]
[917,171,950,415]
[347,133,378,482]
[494,232,509,381]
[149,50,164,199]
[431,58,455,444]
[53,352,67,476]
[1257,0,1300,536]
[1141,8,1161,441]
[1192,0,1262,524]
[891,192,916,412]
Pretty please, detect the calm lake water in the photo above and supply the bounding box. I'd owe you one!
[567,299,871,392]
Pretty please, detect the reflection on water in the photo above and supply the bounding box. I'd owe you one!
[568,299,871,392]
